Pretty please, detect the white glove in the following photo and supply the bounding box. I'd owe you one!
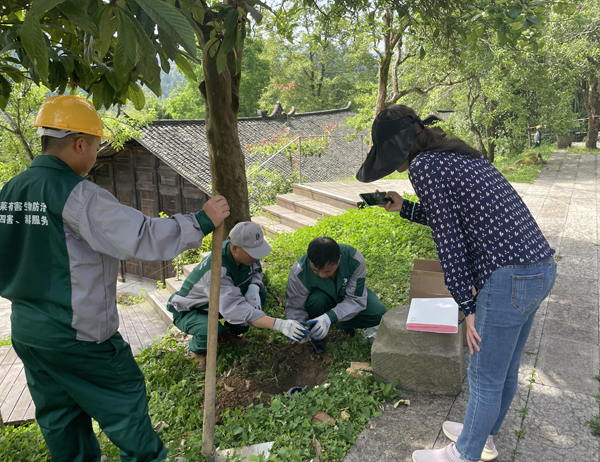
[307,314,332,340]
[273,319,309,342]
[244,284,261,310]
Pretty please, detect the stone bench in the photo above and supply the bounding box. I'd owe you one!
[371,305,463,396]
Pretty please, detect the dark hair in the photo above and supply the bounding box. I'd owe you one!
[378,105,482,165]
[307,237,340,269]
[41,133,98,154]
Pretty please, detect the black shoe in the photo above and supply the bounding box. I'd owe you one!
[311,338,327,355]
[342,327,356,337]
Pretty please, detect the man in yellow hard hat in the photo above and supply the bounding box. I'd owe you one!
[0,95,230,462]
[533,125,542,147]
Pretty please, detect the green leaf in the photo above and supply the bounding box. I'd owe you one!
[203,37,219,58]
[127,81,146,110]
[246,4,262,23]
[510,21,524,30]
[506,6,521,19]
[21,14,50,84]
[221,9,239,55]
[59,54,74,73]
[132,0,197,55]
[175,54,197,82]
[361,406,371,419]
[114,10,139,80]
[97,8,117,59]
[29,0,68,17]
[419,46,426,60]
[527,15,541,26]
[58,1,98,35]
[0,74,12,109]
[191,5,205,24]
[498,26,507,46]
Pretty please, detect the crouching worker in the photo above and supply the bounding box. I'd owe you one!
[285,237,386,353]
[168,222,308,371]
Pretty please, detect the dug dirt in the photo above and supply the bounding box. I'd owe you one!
[211,342,329,422]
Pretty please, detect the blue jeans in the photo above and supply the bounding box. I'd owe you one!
[456,257,556,461]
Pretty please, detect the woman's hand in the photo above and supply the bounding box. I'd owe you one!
[383,191,403,212]
[465,314,482,355]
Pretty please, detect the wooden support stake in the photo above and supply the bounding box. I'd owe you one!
[201,223,224,458]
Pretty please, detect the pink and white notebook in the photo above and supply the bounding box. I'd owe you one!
[406,298,459,333]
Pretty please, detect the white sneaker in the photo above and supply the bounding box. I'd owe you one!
[412,442,469,462]
[442,421,498,461]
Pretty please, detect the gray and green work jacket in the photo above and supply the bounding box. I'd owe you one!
[167,242,266,325]
[285,244,367,324]
[0,155,214,348]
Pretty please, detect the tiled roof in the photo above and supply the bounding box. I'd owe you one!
[97,103,365,194]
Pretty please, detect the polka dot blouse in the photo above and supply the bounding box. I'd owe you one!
[399,151,554,315]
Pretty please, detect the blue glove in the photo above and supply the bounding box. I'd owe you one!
[244,284,261,310]
[273,319,309,342]
[307,314,332,341]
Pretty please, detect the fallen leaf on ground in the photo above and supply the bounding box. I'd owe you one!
[153,421,165,432]
[311,411,336,425]
[370,424,377,430]
[223,384,234,392]
[394,399,410,408]
[340,411,350,420]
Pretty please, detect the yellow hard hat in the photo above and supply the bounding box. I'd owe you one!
[32,95,112,140]
[535,125,542,129]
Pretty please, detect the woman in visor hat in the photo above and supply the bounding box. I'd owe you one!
[356,105,555,462]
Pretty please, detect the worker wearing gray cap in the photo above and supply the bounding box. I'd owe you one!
[167,221,308,371]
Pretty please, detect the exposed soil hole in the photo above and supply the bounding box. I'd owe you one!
[210,342,329,422]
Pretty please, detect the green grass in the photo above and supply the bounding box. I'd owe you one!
[566,145,599,155]
[0,202,434,462]
[491,144,556,184]
[0,335,10,346]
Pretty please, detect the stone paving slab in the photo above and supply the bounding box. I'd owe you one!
[343,391,456,462]
[515,384,600,462]
[536,335,599,396]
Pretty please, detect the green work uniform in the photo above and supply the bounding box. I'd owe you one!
[0,155,214,462]
[167,241,267,354]
[284,244,386,330]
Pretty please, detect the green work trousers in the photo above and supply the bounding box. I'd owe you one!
[172,291,265,354]
[305,287,386,329]
[12,333,167,462]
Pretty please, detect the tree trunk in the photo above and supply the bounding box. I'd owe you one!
[199,44,250,234]
[373,9,398,117]
[584,71,599,150]
[466,84,487,158]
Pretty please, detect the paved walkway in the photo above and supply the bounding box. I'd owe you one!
[344,150,600,461]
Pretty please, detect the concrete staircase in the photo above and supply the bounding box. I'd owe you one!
[147,263,196,327]
[251,184,358,237]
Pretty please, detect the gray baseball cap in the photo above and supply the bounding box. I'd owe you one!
[228,222,272,259]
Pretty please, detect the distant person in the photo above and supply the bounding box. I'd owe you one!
[356,105,555,462]
[533,125,542,147]
[0,95,230,462]
[167,222,308,371]
[285,237,386,353]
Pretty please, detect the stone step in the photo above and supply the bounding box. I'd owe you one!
[276,193,346,220]
[292,184,361,210]
[183,263,197,277]
[165,277,183,293]
[147,289,173,327]
[251,215,295,237]
[262,205,317,229]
